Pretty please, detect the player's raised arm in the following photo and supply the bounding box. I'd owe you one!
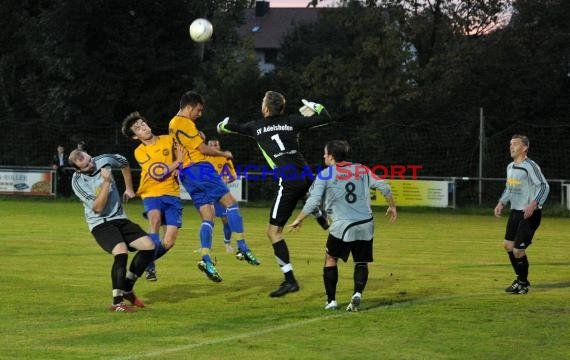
[297,98,332,128]
[217,116,251,137]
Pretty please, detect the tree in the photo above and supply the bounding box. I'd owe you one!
[0,0,255,165]
[278,4,417,116]
[268,0,568,181]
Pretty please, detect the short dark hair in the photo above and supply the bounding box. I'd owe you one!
[325,140,350,162]
[121,111,145,139]
[180,91,204,110]
[263,91,285,116]
[512,134,529,148]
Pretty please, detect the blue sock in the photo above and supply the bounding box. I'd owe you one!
[226,203,244,233]
[202,254,213,263]
[200,221,214,250]
[149,233,168,260]
[145,261,155,271]
[155,245,167,260]
[236,239,248,252]
[149,233,161,248]
[223,222,232,244]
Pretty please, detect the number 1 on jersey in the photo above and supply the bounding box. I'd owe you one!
[271,134,286,151]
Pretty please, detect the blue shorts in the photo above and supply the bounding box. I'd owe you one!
[180,162,230,209]
[214,202,226,217]
[142,195,183,227]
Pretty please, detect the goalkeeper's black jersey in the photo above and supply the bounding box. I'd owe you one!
[224,111,331,171]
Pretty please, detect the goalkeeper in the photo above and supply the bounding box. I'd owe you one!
[217,91,332,297]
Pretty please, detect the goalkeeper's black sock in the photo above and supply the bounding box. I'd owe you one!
[323,266,338,302]
[272,239,290,264]
[284,270,296,283]
[273,240,296,283]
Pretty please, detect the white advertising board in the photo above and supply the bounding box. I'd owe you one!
[0,169,54,196]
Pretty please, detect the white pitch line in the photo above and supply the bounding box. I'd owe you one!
[112,314,342,360]
[112,292,490,360]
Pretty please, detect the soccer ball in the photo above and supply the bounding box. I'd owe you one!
[189,18,213,43]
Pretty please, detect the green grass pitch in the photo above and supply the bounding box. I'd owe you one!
[1,199,569,359]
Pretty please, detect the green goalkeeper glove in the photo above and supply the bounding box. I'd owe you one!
[217,117,230,134]
[298,99,325,117]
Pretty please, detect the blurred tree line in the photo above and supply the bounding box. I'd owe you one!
[1,0,568,184]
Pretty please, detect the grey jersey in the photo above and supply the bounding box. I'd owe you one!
[303,162,392,242]
[71,154,129,231]
[499,158,549,211]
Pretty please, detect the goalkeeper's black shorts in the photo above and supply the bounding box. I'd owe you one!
[268,177,312,227]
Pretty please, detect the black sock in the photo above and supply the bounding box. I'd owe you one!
[273,240,296,282]
[507,251,518,278]
[112,296,123,305]
[124,249,154,292]
[273,239,290,264]
[130,249,155,277]
[515,256,529,283]
[284,270,296,283]
[112,253,128,293]
[124,273,137,293]
[323,266,338,302]
[354,263,369,294]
